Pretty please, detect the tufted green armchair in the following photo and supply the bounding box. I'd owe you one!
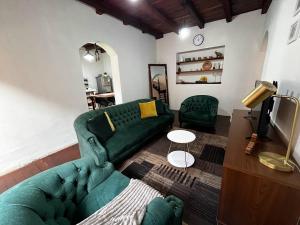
[74,99,174,165]
[0,157,183,225]
[179,95,219,128]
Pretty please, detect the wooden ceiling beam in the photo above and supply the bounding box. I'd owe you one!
[219,0,232,22]
[261,0,272,14]
[143,0,179,33]
[79,0,163,39]
[181,0,205,29]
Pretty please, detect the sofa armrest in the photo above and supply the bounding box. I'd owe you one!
[74,114,108,166]
[162,103,172,115]
[142,195,184,225]
[87,137,108,165]
[75,131,108,166]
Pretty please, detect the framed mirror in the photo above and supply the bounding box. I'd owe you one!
[148,64,169,104]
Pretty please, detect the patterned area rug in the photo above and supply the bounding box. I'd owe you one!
[118,130,227,225]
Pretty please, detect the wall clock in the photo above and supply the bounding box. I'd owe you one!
[193,34,204,46]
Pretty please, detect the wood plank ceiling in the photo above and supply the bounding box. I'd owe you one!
[78,0,272,39]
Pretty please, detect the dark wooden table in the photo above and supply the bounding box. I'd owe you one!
[218,110,300,225]
[87,92,115,110]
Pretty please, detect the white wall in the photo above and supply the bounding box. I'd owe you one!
[156,10,266,115]
[80,49,112,91]
[0,0,156,175]
[261,0,300,163]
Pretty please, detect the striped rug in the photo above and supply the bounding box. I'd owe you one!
[118,130,227,225]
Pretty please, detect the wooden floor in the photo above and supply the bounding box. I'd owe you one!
[0,112,230,193]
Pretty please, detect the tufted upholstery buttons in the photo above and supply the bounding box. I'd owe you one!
[61,193,67,201]
[44,192,52,200]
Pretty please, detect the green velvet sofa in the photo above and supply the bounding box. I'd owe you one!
[179,95,218,128]
[74,99,174,165]
[0,157,183,225]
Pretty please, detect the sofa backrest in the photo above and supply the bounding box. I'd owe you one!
[0,157,114,225]
[74,99,150,134]
[105,99,149,129]
[181,95,219,113]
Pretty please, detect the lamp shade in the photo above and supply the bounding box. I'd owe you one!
[242,81,277,108]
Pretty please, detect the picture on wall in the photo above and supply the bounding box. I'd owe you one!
[295,0,300,16]
[288,20,300,44]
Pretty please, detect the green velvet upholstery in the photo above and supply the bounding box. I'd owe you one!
[0,157,183,225]
[179,95,218,128]
[74,99,174,165]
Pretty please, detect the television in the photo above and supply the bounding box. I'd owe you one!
[248,80,278,138]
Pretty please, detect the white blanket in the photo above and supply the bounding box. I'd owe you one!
[77,179,163,225]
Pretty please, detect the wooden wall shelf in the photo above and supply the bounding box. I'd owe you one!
[176,82,221,84]
[177,57,224,65]
[176,46,225,84]
[177,69,223,75]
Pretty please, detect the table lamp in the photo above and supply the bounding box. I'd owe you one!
[242,81,299,172]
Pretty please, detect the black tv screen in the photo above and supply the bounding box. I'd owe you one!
[249,80,277,138]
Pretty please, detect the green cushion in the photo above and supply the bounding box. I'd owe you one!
[87,113,114,143]
[155,100,166,115]
[104,125,149,161]
[183,112,211,121]
[105,115,172,161]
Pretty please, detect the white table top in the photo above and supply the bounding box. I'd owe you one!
[167,130,196,144]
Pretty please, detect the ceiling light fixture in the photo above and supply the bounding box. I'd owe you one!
[129,0,139,2]
[94,43,101,62]
[179,27,190,39]
[83,50,95,62]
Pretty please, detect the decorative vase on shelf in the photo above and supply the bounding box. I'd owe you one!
[200,76,208,83]
[202,61,212,71]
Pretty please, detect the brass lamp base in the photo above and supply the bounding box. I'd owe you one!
[258,152,294,172]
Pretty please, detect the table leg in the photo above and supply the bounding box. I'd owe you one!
[93,96,96,110]
[168,141,172,155]
[187,143,190,154]
[184,145,187,170]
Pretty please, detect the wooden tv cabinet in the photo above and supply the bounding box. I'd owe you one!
[217,110,300,225]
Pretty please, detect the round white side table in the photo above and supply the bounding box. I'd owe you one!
[167,130,196,169]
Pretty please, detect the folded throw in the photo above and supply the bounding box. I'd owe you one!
[77,179,163,225]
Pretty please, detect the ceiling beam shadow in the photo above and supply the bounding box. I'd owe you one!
[219,0,232,22]
[144,0,179,34]
[181,0,205,29]
[79,0,164,39]
[261,0,272,14]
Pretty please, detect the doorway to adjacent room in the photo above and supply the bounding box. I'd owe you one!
[79,42,122,110]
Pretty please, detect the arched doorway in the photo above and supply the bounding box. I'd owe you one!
[79,42,122,110]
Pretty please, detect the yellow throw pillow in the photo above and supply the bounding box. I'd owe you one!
[139,101,158,119]
[104,111,116,132]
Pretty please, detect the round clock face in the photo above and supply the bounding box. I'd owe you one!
[193,34,204,46]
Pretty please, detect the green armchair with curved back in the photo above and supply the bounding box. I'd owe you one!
[0,157,184,225]
[179,95,219,128]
